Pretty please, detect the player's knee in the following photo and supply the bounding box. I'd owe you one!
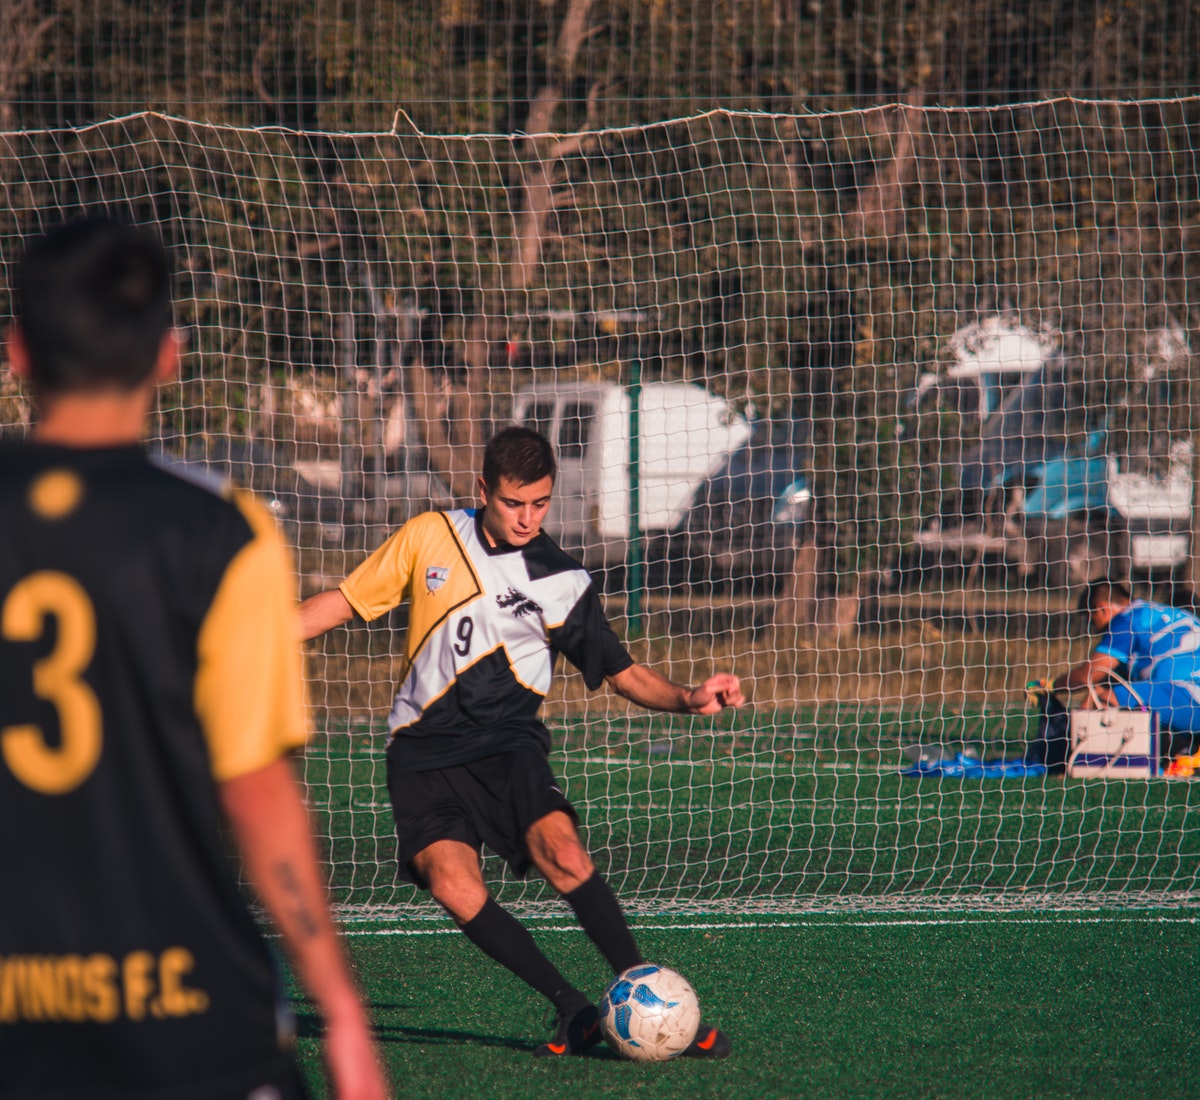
[526,813,594,887]
[427,872,489,921]
[543,840,594,888]
[412,840,489,918]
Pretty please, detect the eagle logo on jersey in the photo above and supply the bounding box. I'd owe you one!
[496,587,542,619]
[425,565,450,592]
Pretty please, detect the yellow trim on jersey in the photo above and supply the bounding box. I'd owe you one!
[339,507,608,745]
[411,639,550,719]
[503,648,546,696]
[340,511,484,671]
[193,490,309,781]
[415,640,502,713]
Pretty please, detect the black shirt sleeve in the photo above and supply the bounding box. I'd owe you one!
[548,584,634,690]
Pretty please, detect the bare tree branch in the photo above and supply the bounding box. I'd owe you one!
[424,0,600,502]
[512,77,602,293]
[0,1,57,130]
[251,29,280,109]
[844,92,926,245]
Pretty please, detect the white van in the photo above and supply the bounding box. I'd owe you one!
[512,380,752,569]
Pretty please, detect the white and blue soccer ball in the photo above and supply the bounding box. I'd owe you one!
[598,964,701,1062]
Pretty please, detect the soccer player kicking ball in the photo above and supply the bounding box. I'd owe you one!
[0,218,386,1099]
[301,426,742,1058]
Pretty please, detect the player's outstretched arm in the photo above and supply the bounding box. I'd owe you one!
[606,664,745,715]
[299,588,355,641]
[1063,652,1121,693]
[219,758,388,1100]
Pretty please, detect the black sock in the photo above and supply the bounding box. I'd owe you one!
[563,873,644,974]
[460,898,587,1013]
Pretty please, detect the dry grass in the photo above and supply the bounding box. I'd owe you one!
[303,585,1092,731]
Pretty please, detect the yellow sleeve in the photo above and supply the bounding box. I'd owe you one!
[195,490,309,781]
[338,513,430,622]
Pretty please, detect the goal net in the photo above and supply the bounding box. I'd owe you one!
[2,100,1198,914]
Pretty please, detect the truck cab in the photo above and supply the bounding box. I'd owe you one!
[512,380,752,571]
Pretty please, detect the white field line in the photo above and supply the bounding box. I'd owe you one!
[304,748,897,774]
[337,913,1200,937]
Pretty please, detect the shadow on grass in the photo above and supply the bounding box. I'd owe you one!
[293,1006,623,1058]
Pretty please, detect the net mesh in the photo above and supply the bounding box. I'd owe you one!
[2,99,1199,913]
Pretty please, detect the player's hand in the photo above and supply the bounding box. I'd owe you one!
[688,673,745,714]
[324,1012,389,1100]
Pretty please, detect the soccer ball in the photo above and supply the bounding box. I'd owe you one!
[598,964,701,1062]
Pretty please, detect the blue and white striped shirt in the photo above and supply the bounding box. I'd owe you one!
[1096,600,1200,683]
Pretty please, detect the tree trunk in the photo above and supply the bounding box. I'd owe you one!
[843,93,925,246]
[417,0,597,503]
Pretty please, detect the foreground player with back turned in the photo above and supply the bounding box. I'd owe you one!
[0,218,387,1099]
[300,426,743,1058]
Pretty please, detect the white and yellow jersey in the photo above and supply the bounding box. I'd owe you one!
[340,509,633,770]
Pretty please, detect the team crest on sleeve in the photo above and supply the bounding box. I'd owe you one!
[425,565,450,592]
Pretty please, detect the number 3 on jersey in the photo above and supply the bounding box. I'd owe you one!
[2,571,102,794]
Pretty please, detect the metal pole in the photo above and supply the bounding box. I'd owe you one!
[1190,429,1200,595]
[627,358,644,636]
[337,310,363,526]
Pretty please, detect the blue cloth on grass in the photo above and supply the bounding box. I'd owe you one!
[900,752,1047,778]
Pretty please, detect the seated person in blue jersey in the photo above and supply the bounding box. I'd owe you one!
[1027,580,1200,771]
[300,426,745,1059]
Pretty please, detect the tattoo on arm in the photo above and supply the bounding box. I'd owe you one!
[273,860,320,940]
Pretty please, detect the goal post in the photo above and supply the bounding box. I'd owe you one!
[2,101,1198,914]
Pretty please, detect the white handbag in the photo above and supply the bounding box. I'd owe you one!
[1067,677,1160,778]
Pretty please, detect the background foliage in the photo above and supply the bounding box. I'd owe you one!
[2,2,1199,578]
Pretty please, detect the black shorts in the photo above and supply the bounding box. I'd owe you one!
[385,746,577,888]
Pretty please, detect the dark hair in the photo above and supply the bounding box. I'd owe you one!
[16,217,173,395]
[1079,578,1133,613]
[482,426,557,490]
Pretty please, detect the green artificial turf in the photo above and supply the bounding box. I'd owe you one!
[293,710,1199,1097]
[288,912,1200,1100]
[304,711,1200,911]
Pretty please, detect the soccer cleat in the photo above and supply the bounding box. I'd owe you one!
[532,1003,603,1057]
[681,1024,731,1059]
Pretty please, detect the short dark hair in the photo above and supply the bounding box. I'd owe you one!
[1079,579,1132,614]
[482,426,557,490]
[15,217,173,395]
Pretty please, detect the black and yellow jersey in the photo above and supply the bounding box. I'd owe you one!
[340,508,633,771]
[0,441,308,1097]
